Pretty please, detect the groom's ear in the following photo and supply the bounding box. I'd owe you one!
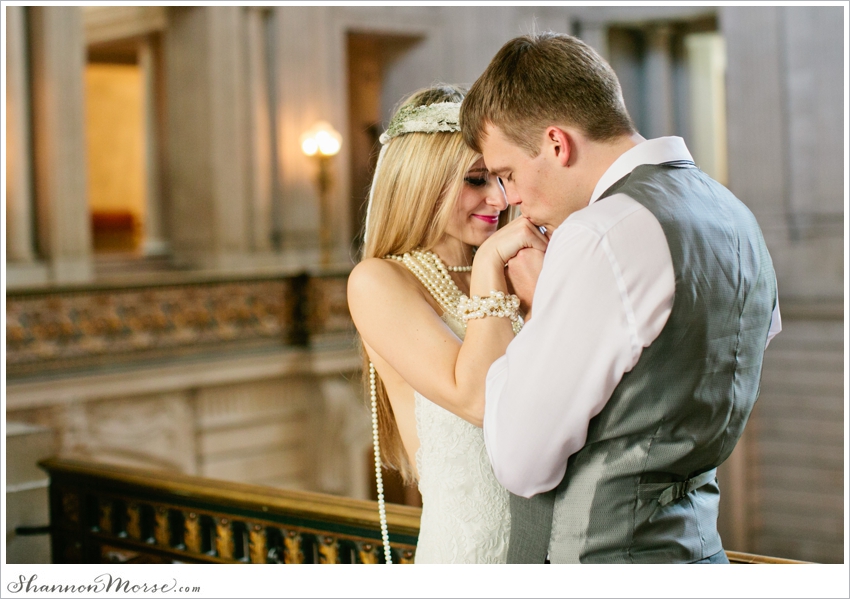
[545,126,572,167]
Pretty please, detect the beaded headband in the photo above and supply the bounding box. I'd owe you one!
[364,102,462,245]
[379,101,462,144]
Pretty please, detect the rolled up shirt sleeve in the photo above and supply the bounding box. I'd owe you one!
[483,197,675,498]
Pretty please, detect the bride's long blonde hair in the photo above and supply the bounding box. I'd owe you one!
[360,84,481,483]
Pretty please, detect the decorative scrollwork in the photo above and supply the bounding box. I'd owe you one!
[400,549,416,564]
[126,503,142,540]
[98,499,113,534]
[248,524,267,564]
[184,511,201,553]
[61,491,80,525]
[215,517,234,559]
[358,542,378,564]
[318,535,339,564]
[283,530,304,564]
[154,506,170,547]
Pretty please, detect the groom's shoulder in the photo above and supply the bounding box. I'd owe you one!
[563,192,660,240]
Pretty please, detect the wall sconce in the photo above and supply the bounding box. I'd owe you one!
[300,121,342,266]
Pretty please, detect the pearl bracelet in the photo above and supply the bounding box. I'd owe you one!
[458,290,521,323]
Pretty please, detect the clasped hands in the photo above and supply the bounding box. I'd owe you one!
[476,217,548,319]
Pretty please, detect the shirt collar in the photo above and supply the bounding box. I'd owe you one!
[589,136,694,205]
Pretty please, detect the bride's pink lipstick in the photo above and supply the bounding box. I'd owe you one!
[472,214,498,224]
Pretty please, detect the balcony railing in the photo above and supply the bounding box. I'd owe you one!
[40,458,419,564]
[39,458,806,564]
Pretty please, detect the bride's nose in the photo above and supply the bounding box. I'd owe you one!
[485,180,508,211]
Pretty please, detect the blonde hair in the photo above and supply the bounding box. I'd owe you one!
[360,84,481,482]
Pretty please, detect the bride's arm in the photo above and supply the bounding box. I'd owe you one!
[348,220,547,428]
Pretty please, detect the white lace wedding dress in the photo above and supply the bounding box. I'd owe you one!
[412,311,511,563]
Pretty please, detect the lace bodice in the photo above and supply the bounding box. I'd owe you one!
[412,311,510,563]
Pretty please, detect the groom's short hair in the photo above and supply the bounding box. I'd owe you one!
[461,32,635,155]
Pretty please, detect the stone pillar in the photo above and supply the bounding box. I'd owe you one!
[165,6,249,269]
[138,37,169,256]
[5,7,36,265]
[29,7,93,283]
[644,24,675,138]
[245,7,273,253]
[276,6,349,263]
[684,32,728,185]
[276,7,327,255]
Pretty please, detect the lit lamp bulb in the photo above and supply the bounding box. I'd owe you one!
[300,121,343,267]
[300,121,342,157]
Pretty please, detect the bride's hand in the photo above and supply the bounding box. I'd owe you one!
[476,217,549,267]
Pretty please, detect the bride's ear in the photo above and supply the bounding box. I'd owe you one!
[545,126,572,167]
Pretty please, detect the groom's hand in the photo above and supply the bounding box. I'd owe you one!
[505,248,545,319]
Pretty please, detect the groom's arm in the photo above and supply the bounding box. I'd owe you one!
[482,201,675,498]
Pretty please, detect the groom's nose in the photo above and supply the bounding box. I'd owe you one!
[500,180,521,206]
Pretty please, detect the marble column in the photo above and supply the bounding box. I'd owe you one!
[276,6,350,263]
[684,32,728,185]
[139,37,169,256]
[5,7,36,265]
[245,7,273,253]
[165,6,250,269]
[29,6,93,283]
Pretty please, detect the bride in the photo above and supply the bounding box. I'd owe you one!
[347,84,548,563]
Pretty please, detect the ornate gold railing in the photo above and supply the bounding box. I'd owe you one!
[40,458,419,564]
[40,458,806,564]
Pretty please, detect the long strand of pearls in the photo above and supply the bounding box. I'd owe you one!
[387,250,467,325]
[370,362,393,564]
[369,249,522,565]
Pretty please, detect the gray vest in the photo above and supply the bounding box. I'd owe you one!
[508,162,777,563]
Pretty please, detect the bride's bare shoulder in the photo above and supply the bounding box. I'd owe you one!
[348,257,419,306]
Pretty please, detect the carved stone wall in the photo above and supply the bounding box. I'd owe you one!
[7,274,369,503]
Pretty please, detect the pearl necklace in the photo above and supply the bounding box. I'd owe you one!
[387,250,467,326]
[369,362,393,564]
[446,264,472,272]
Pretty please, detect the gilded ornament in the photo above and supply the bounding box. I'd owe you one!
[358,542,379,564]
[183,511,201,553]
[154,506,171,547]
[126,503,142,540]
[215,517,234,559]
[318,535,339,564]
[248,524,267,564]
[283,530,304,564]
[98,500,113,534]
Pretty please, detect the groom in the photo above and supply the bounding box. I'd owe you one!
[460,33,780,563]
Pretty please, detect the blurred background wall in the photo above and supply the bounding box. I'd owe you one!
[4,5,844,564]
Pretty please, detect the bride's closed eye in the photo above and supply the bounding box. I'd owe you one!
[464,168,492,188]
